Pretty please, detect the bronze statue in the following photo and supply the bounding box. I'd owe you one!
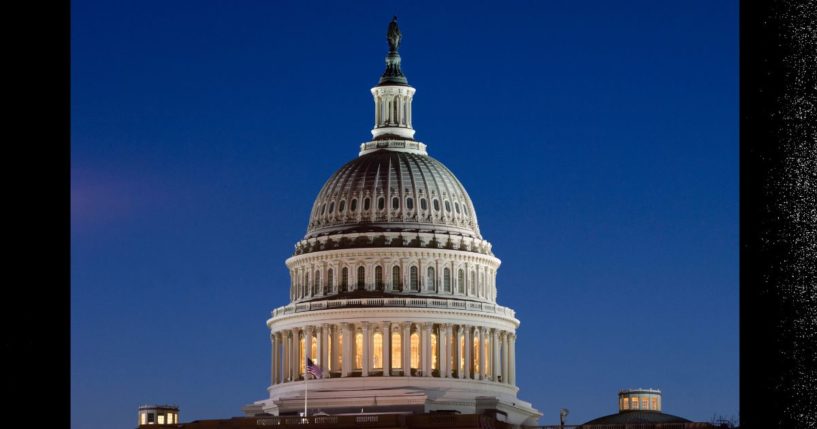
[387,16,401,52]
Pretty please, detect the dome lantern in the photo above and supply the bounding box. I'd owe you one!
[371,17,417,142]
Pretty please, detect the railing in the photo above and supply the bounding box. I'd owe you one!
[271,297,515,319]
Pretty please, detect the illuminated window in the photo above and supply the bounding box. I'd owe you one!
[410,332,420,369]
[458,269,465,293]
[444,268,451,292]
[391,331,402,369]
[631,397,639,409]
[427,267,436,291]
[327,333,333,370]
[484,336,491,377]
[373,332,383,369]
[375,266,384,290]
[311,334,317,362]
[357,266,365,290]
[410,266,418,291]
[621,398,629,410]
[651,397,658,410]
[141,413,147,425]
[392,266,402,291]
[473,334,480,373]
[355,332,363,369]
[338,332,343,367]
[641,397,649,410]
[431,332,438,370]
[157,415,165,425]
[459,334,466,371]
[299,336,305,375]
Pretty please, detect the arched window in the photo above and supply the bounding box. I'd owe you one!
[420,198,428,210]
[328,202,334,214]
[357,266,365,290]
[427,267,436,292]
[433,199,440,212]
[444,268,451,292]
[363,198,371,211]
[314,270,321,295]
[339,200,346,213]
[410,332,420,370]
[391,330,402,369]
[373,332,383,369]
[304,273,309,297]
[454,202,460,214]
[392,197,399,210]
[409,266,418,291]
[350,198,358,212]
[406,197,414,210]
[392,266,402,291]
[341,267,349,292]
[445,200,451,213]
[326,269,334,294]
[458,269,465,294]
[321,203,326,215]
[377,197,385,211]
[470,271,476,295]
[375,266,384,291]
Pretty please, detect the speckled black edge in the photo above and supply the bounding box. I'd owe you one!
[740,1,817,428]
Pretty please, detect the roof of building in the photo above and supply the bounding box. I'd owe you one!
[582,410,692,425]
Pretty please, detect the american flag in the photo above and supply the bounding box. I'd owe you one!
[306,357,323,379]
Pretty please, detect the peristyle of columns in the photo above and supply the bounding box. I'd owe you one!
[268,322,517,388]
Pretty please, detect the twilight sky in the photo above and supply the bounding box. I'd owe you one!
[71,1,738,428]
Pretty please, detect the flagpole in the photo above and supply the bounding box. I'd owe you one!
[304,371,308,419]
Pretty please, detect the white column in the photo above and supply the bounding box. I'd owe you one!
[492,329,501,382]
[457,325,464,379]
[319,324,328,371]
[341,323,352,377]
[382,321,391,376]
[463,325,472,379]
[270,332,276,385]
[292,328,301,381]
[422,323,432,376]
[331,324,340,375]
[402,322,411,376]
[509,333,517,385]
[362,322,370,377]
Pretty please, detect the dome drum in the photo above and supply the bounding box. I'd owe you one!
[285,247,500,305]
[294,231,494,256]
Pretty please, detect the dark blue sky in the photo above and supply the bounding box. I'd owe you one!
[71,1,738,427]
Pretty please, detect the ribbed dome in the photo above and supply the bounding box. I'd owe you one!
[306,149,481,240]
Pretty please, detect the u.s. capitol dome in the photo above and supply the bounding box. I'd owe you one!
[246,18,541,427]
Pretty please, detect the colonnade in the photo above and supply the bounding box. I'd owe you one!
[269,322,516,387]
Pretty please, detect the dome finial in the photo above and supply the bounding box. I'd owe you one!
[379,17,407,86]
